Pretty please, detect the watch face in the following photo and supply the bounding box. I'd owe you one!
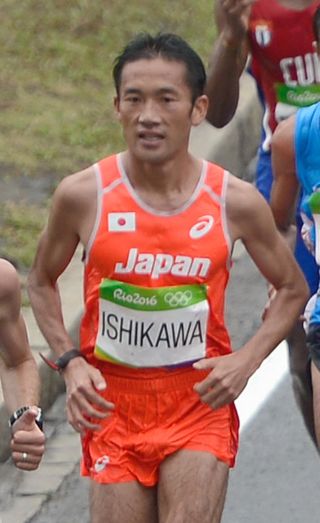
[9,406,29,427]
[9,406,43,430]
[14,406,29,419]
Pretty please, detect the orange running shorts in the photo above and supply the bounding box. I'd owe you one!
[81,364,239,486]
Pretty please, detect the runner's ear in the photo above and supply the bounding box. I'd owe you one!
[114,96,121,119]
[191,95,208,127]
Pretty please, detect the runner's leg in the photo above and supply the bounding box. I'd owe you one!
[158,449,229,523]
[290,221,319,445]
[287,322,316,443]
[256,149,317,445]
[311,362,320,447]
[90,481,157,523]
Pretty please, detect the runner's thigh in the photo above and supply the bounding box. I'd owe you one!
[90,480,158,523]
[158,449,229,523]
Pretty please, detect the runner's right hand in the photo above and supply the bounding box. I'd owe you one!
[62,357,114,433]
[218,0,255,41]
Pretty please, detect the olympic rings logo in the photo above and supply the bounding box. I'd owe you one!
[164,290,192,307]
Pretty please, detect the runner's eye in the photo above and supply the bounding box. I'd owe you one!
[125,96,140,103]
[162,96,175,103]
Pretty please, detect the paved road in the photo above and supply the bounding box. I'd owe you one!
[26,246,320,522]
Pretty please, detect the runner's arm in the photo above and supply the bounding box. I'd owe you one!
[194,179,309,408]
[28,173,114,432]
[234,181,308,371]
[205,0,252,127]
[270,115,300,251]
[28,177,81,359]
[0,260,45,471]
[0,259,40,412]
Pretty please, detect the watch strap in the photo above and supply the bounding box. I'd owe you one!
[9,406,43,431]
[40,348,84,372]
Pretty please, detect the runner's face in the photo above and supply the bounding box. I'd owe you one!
[114,57,207,164]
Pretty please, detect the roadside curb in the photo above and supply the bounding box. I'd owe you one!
[0,72,262,523]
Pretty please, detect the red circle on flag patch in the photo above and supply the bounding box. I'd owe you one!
[118,218,126,226]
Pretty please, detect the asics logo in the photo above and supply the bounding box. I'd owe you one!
[94,455,110,473]
[115,248,211,279]
[189,215,214,239]
[164,290,192,307]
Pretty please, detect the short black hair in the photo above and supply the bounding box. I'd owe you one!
[313,6,320,42]
[113,32,206,103]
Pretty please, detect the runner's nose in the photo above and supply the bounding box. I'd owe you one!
[138,100,161,125]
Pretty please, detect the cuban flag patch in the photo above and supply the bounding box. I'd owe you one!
[253,21,272,47]
[108,212,136,232]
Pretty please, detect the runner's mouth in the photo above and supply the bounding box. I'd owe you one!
[138,132,165,142]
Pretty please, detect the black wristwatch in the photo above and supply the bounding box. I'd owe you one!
[40,348,85,372]
[9,406,44,431]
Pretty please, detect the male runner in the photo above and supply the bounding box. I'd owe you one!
[0,259,45,470]
[28,33,308,523]
[206,0,320,444]
[271,105,320,447]
[270,6,320,446]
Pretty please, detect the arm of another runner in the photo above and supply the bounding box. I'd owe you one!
[270,115,300,250]
[262,116,300,313]
[0,259,45,470]
[194,178,309,408]
[28,171,114,433]
[205,0,253,127]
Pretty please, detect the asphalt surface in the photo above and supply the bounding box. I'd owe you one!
[27,245,320,523]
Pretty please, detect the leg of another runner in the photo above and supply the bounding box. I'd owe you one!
[287,323,317,444]
[158,449,229,523]
[90,481,158,523]
[311,362,320,448]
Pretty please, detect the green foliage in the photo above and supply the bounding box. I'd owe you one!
[1,0,216,177]
[0,202,47,269]
[0,0,216,267]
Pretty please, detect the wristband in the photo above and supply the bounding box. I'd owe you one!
[40,348,85,372]
[9,406,43,431]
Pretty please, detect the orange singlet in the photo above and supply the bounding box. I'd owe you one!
[80,153,239,486]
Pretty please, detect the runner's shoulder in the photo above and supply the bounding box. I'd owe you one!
[52,165,96,210]
[226,173,269,223]
[0,259,20,303]
[272,114,295,151]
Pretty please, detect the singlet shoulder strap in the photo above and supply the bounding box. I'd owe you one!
[94,154,122,190]
[203,161,228,202]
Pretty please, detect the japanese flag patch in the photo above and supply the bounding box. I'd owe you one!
[108,212,136,232]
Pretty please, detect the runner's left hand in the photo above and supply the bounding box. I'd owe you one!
[193,352,250,409]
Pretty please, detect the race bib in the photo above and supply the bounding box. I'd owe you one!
[275,84,320,123]
[94,279,209,367]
